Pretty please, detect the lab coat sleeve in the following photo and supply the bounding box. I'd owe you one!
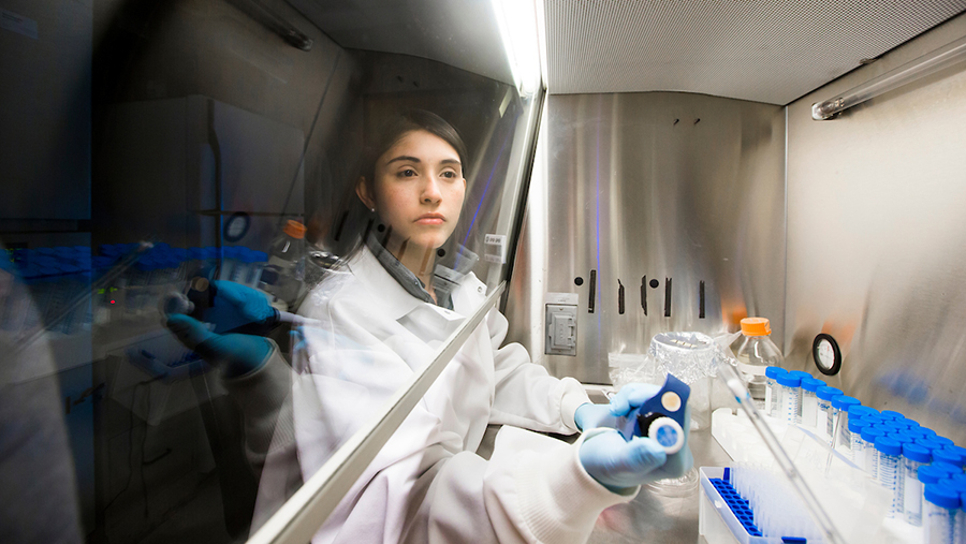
[220,340,294,473]
[414,427,637,544]
[486,309,590,433]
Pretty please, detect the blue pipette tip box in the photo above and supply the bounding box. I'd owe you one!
[699,467,810,544]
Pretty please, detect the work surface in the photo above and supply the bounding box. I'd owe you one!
[586,429,732,544]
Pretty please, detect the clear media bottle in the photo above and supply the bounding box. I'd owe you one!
[260,220,306,309]
[904,444,932,527]
[924,484,960,544]
[733,317,784,410]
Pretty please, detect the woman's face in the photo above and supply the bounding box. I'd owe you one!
[358,129,466,250]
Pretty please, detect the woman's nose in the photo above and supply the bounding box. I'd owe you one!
[421,177,442,204]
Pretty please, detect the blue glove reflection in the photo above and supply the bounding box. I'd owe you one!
[194,280,278,335]
[165,313,271,378]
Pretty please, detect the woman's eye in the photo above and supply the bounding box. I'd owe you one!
[441,171,457,179]
[399,169,417,177]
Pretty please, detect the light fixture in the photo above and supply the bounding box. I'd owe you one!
[813,34,966,120]
[491,0,542,95]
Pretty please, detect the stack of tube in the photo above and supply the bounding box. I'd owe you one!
[756,365,966,543]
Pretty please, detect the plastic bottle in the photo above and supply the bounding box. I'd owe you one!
[733,317,784,410]
[775,373,802,425]
[924,484,960,544]
[904,443,932,527]
[800,377,826,429]
[875,436,904,517]
[764,366,787,417]
[830,395,861,447]
[260,221,307,309]
[849,418,871,467]
[816,386,843,441]
[862,426,886,479]
[938,480,966,543]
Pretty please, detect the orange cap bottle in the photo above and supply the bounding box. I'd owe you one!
[740,317,772,336]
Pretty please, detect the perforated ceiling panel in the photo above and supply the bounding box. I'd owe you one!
[545,1,966,104]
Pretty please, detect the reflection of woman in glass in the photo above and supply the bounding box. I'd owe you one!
[290,110,693,544]
[165,110,692,543]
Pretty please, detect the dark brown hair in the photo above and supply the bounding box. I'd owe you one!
[360,109,469,186]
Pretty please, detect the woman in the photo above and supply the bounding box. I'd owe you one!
[291,110,691,544]
[165,111,691,543]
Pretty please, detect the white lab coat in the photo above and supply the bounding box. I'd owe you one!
[291,245,637,544]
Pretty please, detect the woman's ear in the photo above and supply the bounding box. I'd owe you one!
[355,176,375,210]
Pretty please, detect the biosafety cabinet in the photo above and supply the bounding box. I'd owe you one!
[4,1,966,543]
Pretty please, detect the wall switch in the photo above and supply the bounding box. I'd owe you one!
[546,303,578,356]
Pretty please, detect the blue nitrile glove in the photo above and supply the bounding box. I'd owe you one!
[574,383,664,431]
[579,382,693,491]
[579,430,668,492]
[574,402,618,431]
[165,313,272,378]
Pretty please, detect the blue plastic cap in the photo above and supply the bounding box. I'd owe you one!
[935,448,966,468]
[848,417,870,433]
[947,445,966,459]
[860,414,884,424]
[903,419,921,429]
[919,465,946,484]
[776,374,802,387]
[932,436,956,448]
[933,462,963,477]
[787,370,812,381]
[800,377,826,392]
[832,395,860,410]
[765,366,787,379]
[816,386,843,401]
[919,427,938,438]
[940,479,966,494]
[904,444,932,463]
[925,484,961,509]
[889,433,914,445]
[874,436,902,456]
[861,426,886,443]
[880,410,904,420]
[848,405,877,418]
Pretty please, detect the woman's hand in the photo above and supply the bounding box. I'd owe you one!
[578,382,693,492]
[573,382,662,431]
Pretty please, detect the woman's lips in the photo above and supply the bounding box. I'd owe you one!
[415,214,444,225]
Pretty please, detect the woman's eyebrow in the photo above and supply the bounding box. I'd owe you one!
[440,159,461,166]
[385,155,421,165]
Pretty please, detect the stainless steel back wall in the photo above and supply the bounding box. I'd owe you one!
[505,92,786,383]
[785,14,966,443]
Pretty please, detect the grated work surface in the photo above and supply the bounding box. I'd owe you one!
[545,1,966,104]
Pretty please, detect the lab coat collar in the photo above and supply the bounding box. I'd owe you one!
[348,245,424,322]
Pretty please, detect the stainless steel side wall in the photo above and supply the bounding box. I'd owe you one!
[505,93,786,384]
[785,14,966,442]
